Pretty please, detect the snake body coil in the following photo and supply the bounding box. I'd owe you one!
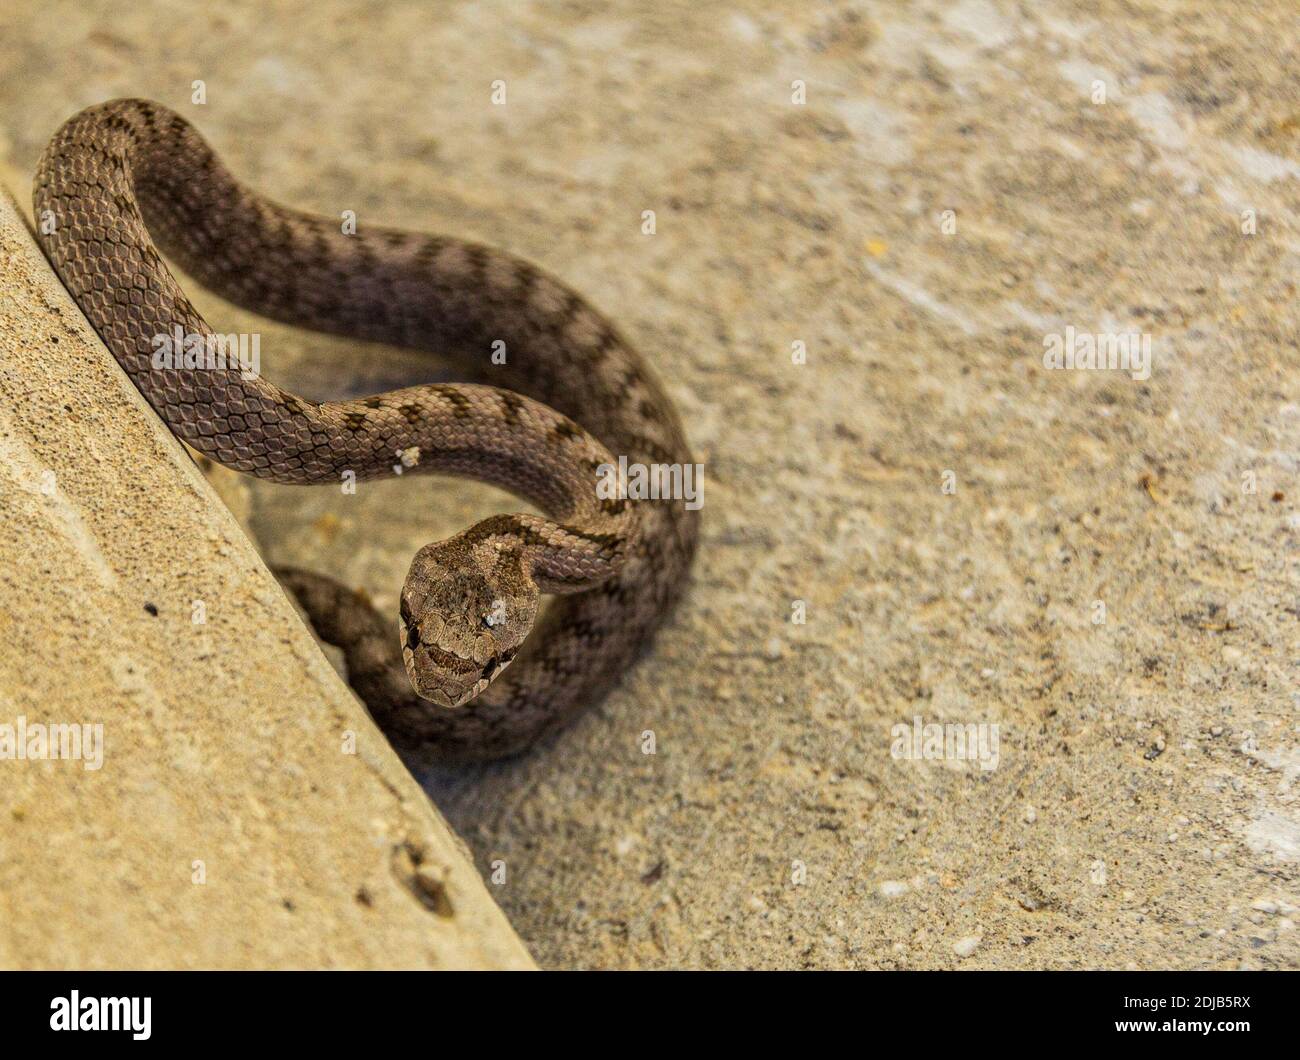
[35,99,698,762]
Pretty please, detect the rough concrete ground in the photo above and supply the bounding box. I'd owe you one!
[0,190,533,969]
[0,0,1296,969]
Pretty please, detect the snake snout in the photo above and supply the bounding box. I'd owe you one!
[399,543,539,709]
[401,606,501,709]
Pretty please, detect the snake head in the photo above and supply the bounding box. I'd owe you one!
[399,542,539,708]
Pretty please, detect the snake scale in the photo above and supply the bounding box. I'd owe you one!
[34,98,698,763]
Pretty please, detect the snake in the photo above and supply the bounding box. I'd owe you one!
[33,98,699,763]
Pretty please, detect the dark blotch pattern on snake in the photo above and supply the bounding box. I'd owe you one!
[34,98,699,763]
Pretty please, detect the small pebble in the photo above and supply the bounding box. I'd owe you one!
[879,880,910,898]
[953,935,982,958]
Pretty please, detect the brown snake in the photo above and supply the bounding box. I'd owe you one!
[34,98,698,763]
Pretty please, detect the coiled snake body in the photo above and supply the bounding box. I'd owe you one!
[35,99,698,762]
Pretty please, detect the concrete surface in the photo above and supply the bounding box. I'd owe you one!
[0,188,533,969]
[0,0,1296,969]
